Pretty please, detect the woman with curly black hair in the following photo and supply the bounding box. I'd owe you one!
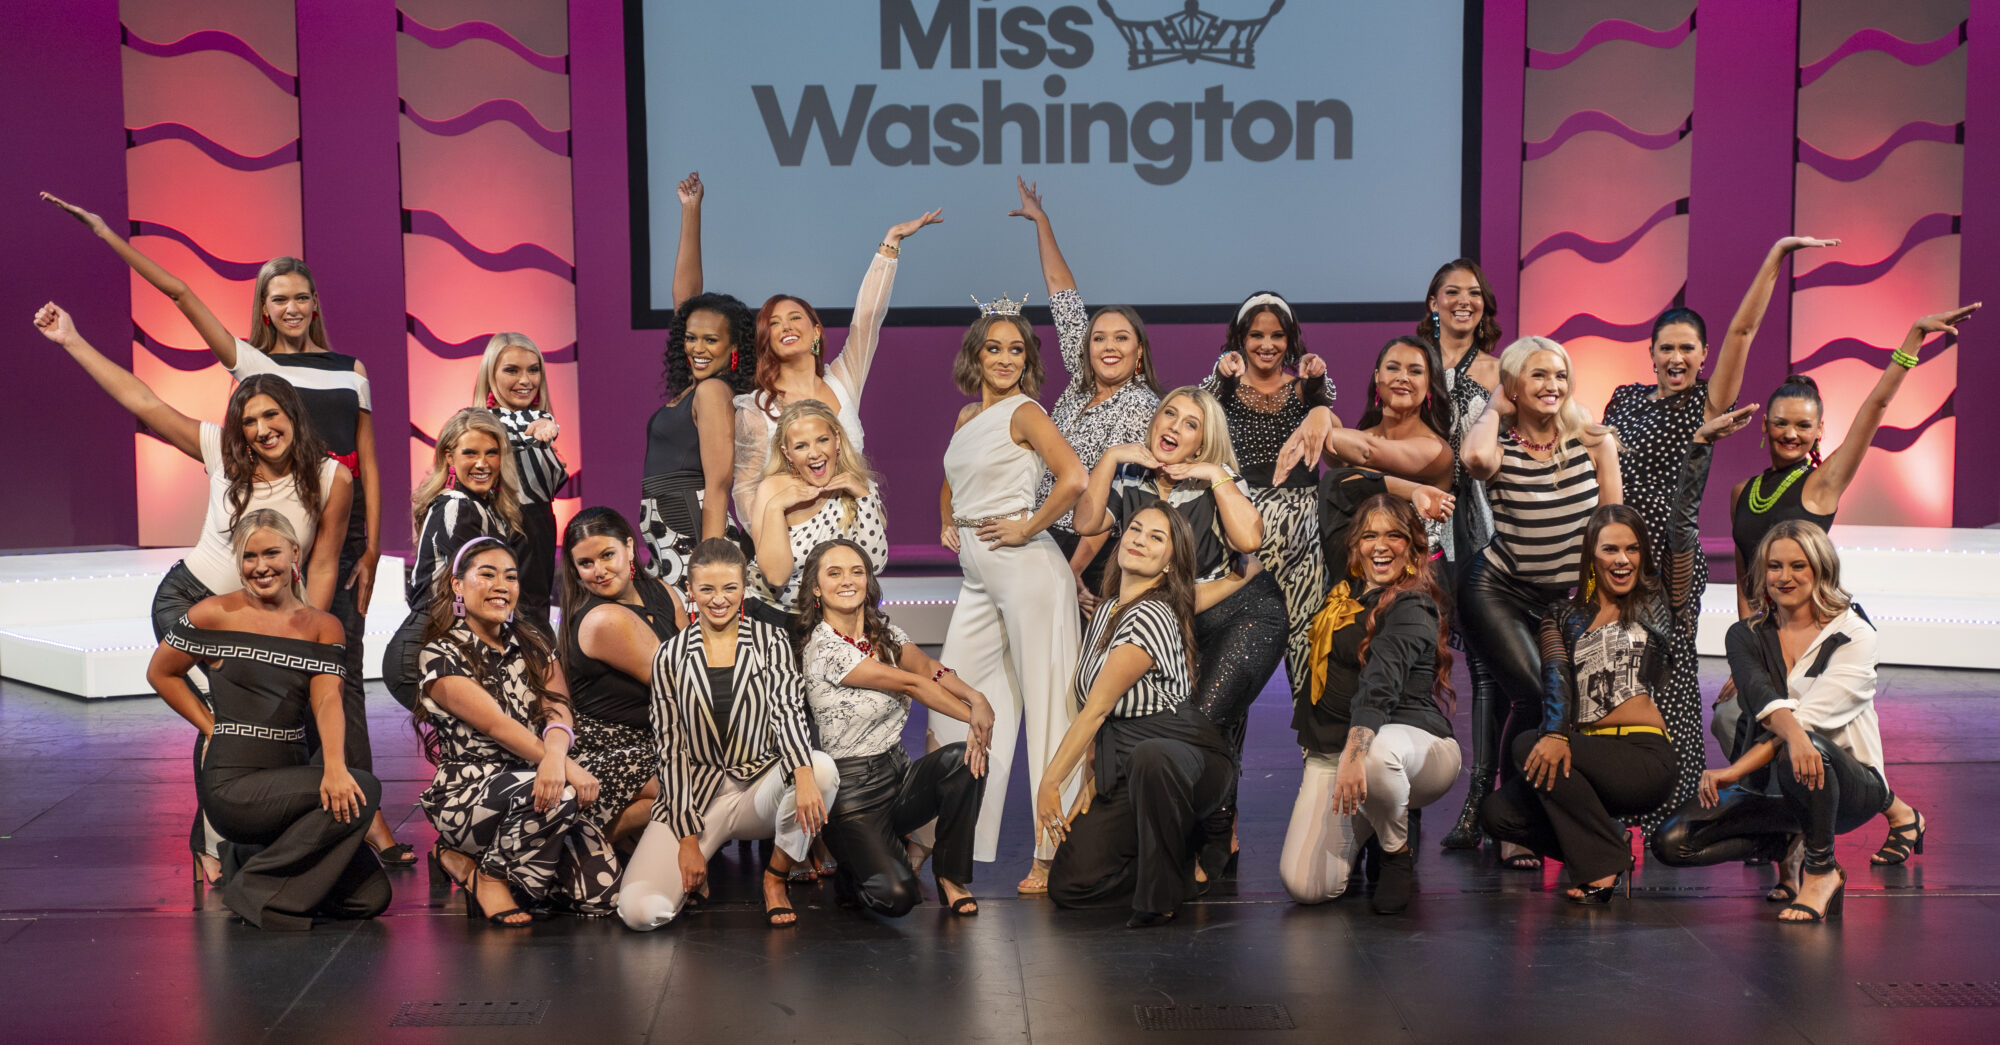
[644,288,757,586]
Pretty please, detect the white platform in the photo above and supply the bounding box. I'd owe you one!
[1697,524,2000,669]
[0,548,407,699]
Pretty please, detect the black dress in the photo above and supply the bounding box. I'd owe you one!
[1603,381,1711,829]
[1731,463,1836,568]
[564,588,681,831]
[166,617,390,930]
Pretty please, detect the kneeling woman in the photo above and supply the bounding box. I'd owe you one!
[1279,487,1459,914]
[1041,506,1234,927]
[559,507,688,847]
[1480,407,1752,901]
[416,537,620,925]
[794,539,996,916]
[1651,520,1923,922]
[147,510,388,929]
[618,539,839,930]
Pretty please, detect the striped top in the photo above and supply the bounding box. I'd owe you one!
[1482,433,1600,587]
[1075,598,1191,719]
[494,407,568,505]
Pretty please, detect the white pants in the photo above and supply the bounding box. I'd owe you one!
[931,530,1079,862]
[616,751,838,931]
[1279,726,1461,904]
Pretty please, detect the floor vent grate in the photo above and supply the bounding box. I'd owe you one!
[1856,982,2000,1008]
[1134,1004,1295,1030]
[390,1000,551,1026]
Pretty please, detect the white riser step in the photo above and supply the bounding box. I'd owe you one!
[1697,587,2000,669]
[0,548,406,626]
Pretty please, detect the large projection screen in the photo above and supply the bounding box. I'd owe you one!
[629,0,1476,324]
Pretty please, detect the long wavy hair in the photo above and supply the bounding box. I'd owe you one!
[1355,335,1453,441]
[557,506,678,670]
[1419,258,1503,355]
[788,537,903,667]
[229,508,306,602]
[1151,386,1242,475]
[412,537,568,764]
[1216,290,1328,404]
[1746,520,1852,623]
[1496,336,1619,465]
[248,256,331,352]
[751,294,824,416]
[761,400,878,533]
[664,293,757,399]
[1074,305,1163,399]
[1568,503,1662,624]
[1095,505,1198,675]
[1346,494,1456,711]
[953,314,1048,396]
[410,408,525,536]
[472,332,548,411]
[222,375,327,531]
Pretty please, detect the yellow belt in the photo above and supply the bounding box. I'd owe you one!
[1577,724,1665,738]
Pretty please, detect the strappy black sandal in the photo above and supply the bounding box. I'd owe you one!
[1564,874,1628,905]
[1871,810,1926,865]
[465,871,532,927]
[763,859,797,928]
[935,873,978,917]
[369,839,418,866]
[1779,868,1845,923]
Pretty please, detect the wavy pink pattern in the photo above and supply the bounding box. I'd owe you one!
[1872,396,1954,452]
[134,325,223,371]
[127,123,297,172]
[1799,24,1966,87]
[1521,199,1682,267]
[1524,111,1689,161]
[120,26,296,94]
[1796,121,1961,181]
[1529,15,1693,70]
[1792,212,1958,290]
[400,98,569,154]
[398,13,567,73]
[129,220,265,281]
[408,313,577,362]
[1546,310,1674,345]
[404,209,574,279]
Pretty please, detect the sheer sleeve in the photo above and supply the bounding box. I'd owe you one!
[1663,441,1715,634]
[1537,609,1576,734]
[732,399,772,535]
[825,251,899,407]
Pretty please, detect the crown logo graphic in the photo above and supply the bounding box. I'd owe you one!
[972,292,1031,317]
[1097,0,1287,70]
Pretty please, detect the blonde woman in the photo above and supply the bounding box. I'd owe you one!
[750,400,889,614]
[1457,336,1622,869]
[1072,386,1282,879]
[383,408,526,710]
[472,333,569,625]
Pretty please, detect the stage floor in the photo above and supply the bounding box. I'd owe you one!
[2,656,1996,1043]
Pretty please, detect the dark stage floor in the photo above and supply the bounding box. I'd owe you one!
[3,655,1998,1044]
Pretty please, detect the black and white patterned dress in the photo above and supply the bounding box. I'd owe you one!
[1603,380,1711,829]
[769,486,889,612]
[418,623,620,914]
[1038,288,1161,535]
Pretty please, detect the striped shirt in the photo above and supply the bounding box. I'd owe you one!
[1482,433,1600,587]
[1075,598,1191,718]
[494,407,568,505]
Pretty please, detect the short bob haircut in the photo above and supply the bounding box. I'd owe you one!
[953,314,1046,397]
[1747,519,1852,622]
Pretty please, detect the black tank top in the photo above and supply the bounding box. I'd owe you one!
[643,385,706,479]
[564,586,681,728]
[1731,464,1836,566]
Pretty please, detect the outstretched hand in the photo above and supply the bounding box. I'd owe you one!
[1776,235,1840,253]
[1216,351,1245,379]
[1695,403,1759,445]
[676,171,703,207]
[33,301,75,344]
[886,208,944,245]
[40,191,109,234]
[1007,176,1047,223]
[1914,302,1982,338]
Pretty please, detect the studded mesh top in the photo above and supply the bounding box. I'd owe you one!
[1216,378,1335,489]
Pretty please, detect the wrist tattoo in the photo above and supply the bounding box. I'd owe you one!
[1348,726,1376,756]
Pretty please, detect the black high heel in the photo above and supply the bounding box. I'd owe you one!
[1564,873,1628,905]
[1870,810,1926,865]
[430,840,472,891]
[464,870,532,927]
[763,857,797,928]
[1780,867,1846,923]
[935,873,978,917]
[1442,776,1490,850]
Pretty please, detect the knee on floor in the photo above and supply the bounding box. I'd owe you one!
[856,870,921,918]
[616,892,677,932]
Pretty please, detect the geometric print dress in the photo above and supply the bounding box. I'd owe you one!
[418,623,620,914]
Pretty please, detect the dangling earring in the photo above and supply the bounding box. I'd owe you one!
[445,465,458,489]
[505,608,515,624]
[291,564,302,586]
[729,348,739,370]
[1405,564,1416,576]
[811,336,822,356]
[1583,566,1597,601]
[486,392,497,409]
[629,563,637,580]
[451,592,466,618]
[814,593,821,609]
[1760,432,1767,449]
[1430,311,1440,335]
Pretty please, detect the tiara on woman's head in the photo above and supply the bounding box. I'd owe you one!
[972,292,1031,317]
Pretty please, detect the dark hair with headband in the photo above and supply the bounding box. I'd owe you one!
[411,536,569,763]
[1216,290,1327,406]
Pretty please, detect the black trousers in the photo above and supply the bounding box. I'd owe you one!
[1652,732,1890,873]
[1192,570,1288,870]
[822,744,985,917]
[1480,730,1675,883]
[153,562,219,857]
[199,755,390,930]
[516,499,557,629]
[1458,555,1564,787]
[382,608,427,711]
[319,493,374,770]
[1049,737,1232,916]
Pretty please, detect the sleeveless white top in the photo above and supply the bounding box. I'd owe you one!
[944,395,1044,521]
[186,422,342,593]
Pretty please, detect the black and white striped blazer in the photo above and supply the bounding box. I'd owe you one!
[648,615,817,838]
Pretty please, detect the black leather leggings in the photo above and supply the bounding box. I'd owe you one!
[1652,732,1890,874]
[822,744,985,917]
[320,494,373,770]
[1457,555,1564,787]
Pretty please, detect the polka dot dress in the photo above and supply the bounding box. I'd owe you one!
[1604,380,1709,832]
[775,485,888,611]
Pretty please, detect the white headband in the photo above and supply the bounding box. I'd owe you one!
[1236,293,1292,324]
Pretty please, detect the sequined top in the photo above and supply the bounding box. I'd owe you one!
[1210,378,1335,489]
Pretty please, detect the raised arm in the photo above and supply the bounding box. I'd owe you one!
[1460,392,1508,481]
[825,208,942,395]
[670,172,704,308]
[753,475,813,589]
[1071,444,1142,538]
[1707,236,1841,419]
[42,192,239,367]
[36,302,203,459]
[1806,303,1981,511]
[1010,177,1075,295]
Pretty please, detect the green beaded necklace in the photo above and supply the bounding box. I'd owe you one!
[1746,463,1810,515]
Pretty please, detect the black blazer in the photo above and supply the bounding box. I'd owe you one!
[649,615,816,839]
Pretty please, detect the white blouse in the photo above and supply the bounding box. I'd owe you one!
[800,620,915,760]
[1752,607,1886,781]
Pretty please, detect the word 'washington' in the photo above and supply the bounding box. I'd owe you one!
[752,79,1353,186]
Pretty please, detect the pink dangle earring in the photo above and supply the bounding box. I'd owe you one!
[451,591,466,618]
[446,465,458,489]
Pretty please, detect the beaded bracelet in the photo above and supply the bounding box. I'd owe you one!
[1891,347,1921,369]
[879,241,901,257]
[933,666,956,683]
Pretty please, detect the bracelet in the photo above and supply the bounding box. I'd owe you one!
[933,666,956,683]
[1542,731,1571,744]
[541,722,575,747]
[1209,472,1241,491]
[1891,347,1920,370]
[879,241,901,258]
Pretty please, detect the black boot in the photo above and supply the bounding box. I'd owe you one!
[1441,774,1490,850]
[1371,846,1416,914]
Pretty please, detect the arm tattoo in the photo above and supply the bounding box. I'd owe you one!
[1346,726,1377,758]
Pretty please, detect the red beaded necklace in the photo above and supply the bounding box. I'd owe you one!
[829,623,872,656]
